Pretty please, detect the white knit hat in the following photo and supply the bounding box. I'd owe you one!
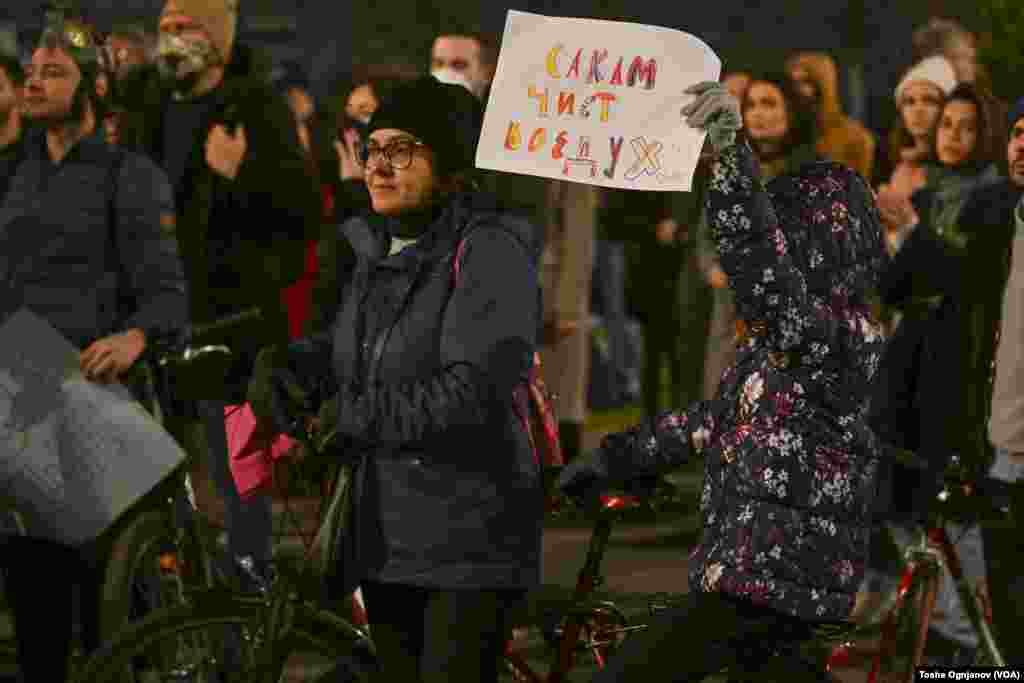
[894,55,957,101]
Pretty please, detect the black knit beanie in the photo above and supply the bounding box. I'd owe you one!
[367,75,484,178]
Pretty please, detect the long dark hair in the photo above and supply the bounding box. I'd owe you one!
[930,82,1006,168]
[741,71,817,154]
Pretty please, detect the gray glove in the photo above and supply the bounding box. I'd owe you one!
[681,81,742,153]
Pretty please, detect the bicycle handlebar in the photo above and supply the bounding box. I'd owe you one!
[143,306,263,362]
[187,307,264,345]
[938,474,1016,517]
[884,446,1018,520]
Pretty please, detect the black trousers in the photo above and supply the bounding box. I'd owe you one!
[361,579,526,683]
[643,318,684,418]
[592,590,836,683]
[1,535,105,683]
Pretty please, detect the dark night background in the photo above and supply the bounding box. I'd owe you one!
[0,0,988,138]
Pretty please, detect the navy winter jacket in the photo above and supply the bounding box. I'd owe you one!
[295,192,543,594]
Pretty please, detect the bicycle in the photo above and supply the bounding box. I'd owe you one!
[0,310,263,680]
[825,456,1015,682]
[502,486,658,681]
[93,308,298,681]
[71,411,667,683]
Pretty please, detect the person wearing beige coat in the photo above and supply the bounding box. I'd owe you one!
[539,180,597,463]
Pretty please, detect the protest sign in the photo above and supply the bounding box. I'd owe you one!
[0,309,187,546]
[476,10,721,191]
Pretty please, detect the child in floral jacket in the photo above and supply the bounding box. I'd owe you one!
[558,82,890,681]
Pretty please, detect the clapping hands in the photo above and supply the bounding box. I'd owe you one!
[875,184,920,233]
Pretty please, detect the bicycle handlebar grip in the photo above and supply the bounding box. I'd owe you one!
[974,476,1015,512]
[187,306,263,344]
[888,446,930,471]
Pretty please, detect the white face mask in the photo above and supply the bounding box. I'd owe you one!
[431,68,478,96]
[157,33,219,84]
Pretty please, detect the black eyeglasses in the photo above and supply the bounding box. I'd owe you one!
[360,137,427,170]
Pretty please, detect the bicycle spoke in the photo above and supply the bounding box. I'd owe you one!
[72,597,371,683]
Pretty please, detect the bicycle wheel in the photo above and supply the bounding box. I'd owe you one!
[73,592,374,683]
[102,509,175,639]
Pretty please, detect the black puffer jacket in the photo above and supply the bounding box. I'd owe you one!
[117,44,321,400]
[294,192,543,594]
[869,179,1023,518]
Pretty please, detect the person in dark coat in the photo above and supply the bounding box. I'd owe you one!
[616,192,688,416]
[0,50,25,202]
[255,76,542,682]
[870,83,1008,510]
[114,0,322,580]
[862,87,1016,663]
[559,82,888,681]
[0,20,187,682]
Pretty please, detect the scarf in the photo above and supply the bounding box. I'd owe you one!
[925,162,1003,248]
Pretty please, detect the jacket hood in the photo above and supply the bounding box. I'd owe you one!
[342,192,541,265]
[787,52,844,131]
[767,161,889,305]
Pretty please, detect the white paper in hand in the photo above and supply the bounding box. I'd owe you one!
[476,10,721,191]
[0,309,187,546]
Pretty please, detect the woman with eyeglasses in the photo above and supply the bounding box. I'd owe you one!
[252,75,542,682]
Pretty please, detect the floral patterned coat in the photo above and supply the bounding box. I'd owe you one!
[601,139,888,622]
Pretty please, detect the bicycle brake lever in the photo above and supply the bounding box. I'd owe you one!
[236,555,272,595]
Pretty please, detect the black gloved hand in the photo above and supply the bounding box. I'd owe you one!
[556,451,612,505]
[555,427,647,502]
[557,417,679,506]
[247,346,315,437]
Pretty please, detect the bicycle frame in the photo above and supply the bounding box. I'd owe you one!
[869,529,944,683]
[504,494,643,683]
[829,512,1007,683]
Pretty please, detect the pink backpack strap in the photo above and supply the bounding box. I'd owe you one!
[452,237,469,287]
[451,234,540,465]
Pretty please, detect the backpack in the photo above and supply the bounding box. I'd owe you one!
[452,235,564,471]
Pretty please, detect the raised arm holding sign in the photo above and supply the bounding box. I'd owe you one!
[476,11,721,191]
[547,30,892,682]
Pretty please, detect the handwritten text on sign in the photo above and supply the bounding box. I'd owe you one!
[476,11,721,191]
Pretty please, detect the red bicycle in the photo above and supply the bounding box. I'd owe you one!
[826,460,1012,682]
[502,491,651,681]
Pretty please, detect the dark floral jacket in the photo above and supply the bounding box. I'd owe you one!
[600,139,888,621]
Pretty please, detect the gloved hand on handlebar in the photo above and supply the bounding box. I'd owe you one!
[556,428,654,504]
[247,345,316,438]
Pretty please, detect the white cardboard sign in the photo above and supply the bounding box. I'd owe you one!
[0,309,187,546]
[476,10,721,191]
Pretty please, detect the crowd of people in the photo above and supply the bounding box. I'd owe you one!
[0,2,1022,681]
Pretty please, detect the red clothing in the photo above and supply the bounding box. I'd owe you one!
[281,183,332,339]
[281,240,318,339]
